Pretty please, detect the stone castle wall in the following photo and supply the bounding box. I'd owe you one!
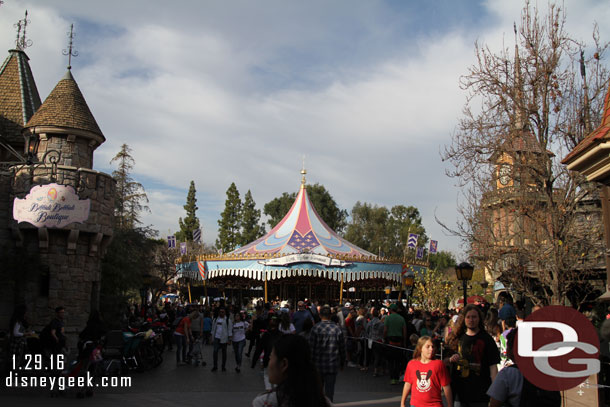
[0,164,114,340]
[36,132,95,169]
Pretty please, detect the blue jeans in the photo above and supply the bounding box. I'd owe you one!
[213,338,227,369]
[174,334,186,363]
[232,339,246,367]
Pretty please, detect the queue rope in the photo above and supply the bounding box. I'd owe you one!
[343,335,446,359]
[344,336,610,368]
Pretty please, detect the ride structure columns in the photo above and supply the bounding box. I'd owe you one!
[339,272,344,304]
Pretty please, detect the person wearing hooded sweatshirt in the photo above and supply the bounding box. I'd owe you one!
[211,308,232,372]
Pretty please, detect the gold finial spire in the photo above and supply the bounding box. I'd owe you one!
[14,10,32,50]
[63,24,79,70]
[301,155,307,186]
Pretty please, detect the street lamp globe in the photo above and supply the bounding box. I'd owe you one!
[455,262,474,281]
[455,262,474,307]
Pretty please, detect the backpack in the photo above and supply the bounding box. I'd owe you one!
[508,365,561,407]
[172,316,183,328]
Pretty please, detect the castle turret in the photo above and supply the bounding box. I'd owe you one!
[0,48,41,161]
[23,70,104,169]
[0,26,116,346]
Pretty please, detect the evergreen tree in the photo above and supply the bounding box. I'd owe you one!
[110,144,149,229]
[344,202,427,258]
[240,190,265,245]
[216,182,242,252]
[429,250,457,271]
[177,180,200,242]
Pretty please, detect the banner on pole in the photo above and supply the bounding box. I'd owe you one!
[193,228,201,243]
[416,246,425,259]
[180,242,187,255]
[168,235,176,249]
[429,240,438,254]
[407,233,419,248]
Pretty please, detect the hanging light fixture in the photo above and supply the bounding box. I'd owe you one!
[24,129,39,164]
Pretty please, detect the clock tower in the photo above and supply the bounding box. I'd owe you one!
[475,35,554,291]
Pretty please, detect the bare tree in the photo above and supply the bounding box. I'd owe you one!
[441,2,609,307]
[149,242,180,305]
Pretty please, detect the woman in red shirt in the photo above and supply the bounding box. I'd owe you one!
[401,336,452,407]
[174,311,197,365]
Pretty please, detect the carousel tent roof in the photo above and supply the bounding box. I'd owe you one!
[231,182,375,258]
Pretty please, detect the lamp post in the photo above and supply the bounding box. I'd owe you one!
[403,271,415,309]
[480,280,489,295]
[455,262,474,307]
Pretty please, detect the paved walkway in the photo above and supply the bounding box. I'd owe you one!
[1,343,405,406]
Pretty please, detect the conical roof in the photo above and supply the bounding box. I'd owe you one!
[232,184,375,258]
[25,70,104,140]
[0,49,41,143]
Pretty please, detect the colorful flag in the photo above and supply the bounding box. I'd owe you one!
[197,261,206,280]
[429,240,438,254]
[180,242,187,255]
[407,233,419,248]
[416,247,424,259]
[167,235,176,249]
[193,228,202,243]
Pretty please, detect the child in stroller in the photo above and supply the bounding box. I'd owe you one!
[186,336,205,366]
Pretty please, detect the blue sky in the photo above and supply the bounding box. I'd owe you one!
[1,0,608,258]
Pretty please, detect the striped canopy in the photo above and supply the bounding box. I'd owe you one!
[231,184,375,258]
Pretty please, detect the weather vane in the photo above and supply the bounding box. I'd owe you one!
[62,24,78,70]
[14,10,32,50]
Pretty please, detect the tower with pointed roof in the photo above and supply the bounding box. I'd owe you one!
[475,32,560,293]
[0,17,115,334]
[475,31,606,302]
[24,69,105,169]
[0,48,41,163]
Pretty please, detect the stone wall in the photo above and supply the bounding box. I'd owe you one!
[0,175,15,331]
[1,164,114,342]
[36,133,93,169]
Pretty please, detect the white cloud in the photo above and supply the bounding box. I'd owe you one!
[2,0,608,254]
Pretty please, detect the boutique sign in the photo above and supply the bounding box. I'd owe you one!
[13,183,90,228]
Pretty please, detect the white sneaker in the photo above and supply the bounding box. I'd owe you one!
[347,362,358,368]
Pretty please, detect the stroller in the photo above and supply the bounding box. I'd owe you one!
[187,337,205,366]
[51,340,101,398]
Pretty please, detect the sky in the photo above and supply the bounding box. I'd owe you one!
[1,0,608,258]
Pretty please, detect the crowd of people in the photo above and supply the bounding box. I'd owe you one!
[7,291,597,406]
